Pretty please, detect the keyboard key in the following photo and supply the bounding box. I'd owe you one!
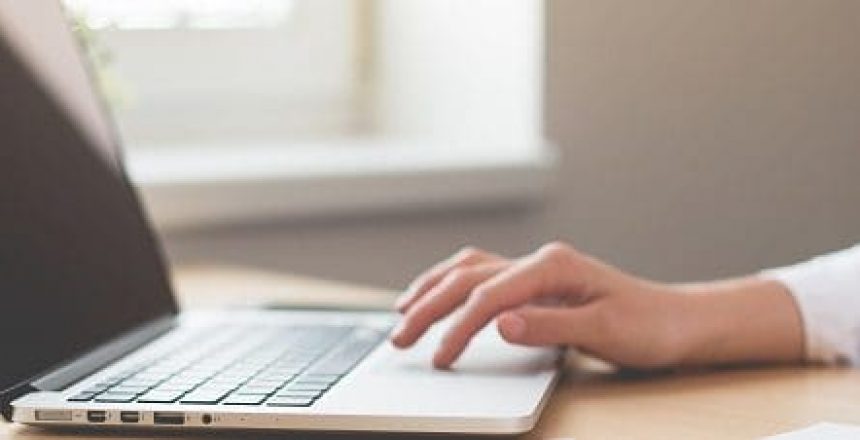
[120,379,162,388]
[144,364,185,374]
[245,379,284,388]
[131,372,168,381]
[174,371,213,380]
[258,373,298,384]
[81,386,110,394]
[138,391,184,403]
[162,376,205,385]
[274,390,321,399]
[208,375,244,383]
[67,392,95,402]
[193,385,236,395]
[151,383,193,392]
[180,391,229,404]
[95,392,137,403]
[235,385,278,395]
[109,385,150,394]
[266,396,314,407]
[292,378,335,387]
[300,374,340,383]
[223,394,267,405]
[104,373,134,383]
[269,363,309,371]
[212,371,250,378]
[283,383,329,392]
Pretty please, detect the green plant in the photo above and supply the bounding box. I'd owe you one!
[69,12,131,108]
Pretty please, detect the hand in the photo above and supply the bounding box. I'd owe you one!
[391,243,690,369]
[390,242,804,369]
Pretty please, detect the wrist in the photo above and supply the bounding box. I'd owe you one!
[669,278,805,366]
[667,289,715,366]
[656,286,706,367]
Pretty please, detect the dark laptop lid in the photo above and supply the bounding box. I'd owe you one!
[0,1,177,399]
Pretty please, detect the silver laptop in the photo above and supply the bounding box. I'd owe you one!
[0,0,559,435]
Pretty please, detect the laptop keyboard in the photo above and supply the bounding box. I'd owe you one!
[67,324,387,408]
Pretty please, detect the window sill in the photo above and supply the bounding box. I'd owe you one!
[126,139,557,232]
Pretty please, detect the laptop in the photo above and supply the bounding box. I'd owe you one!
[0,0,559,435]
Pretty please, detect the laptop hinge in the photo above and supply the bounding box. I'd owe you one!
[0,383,36,421]
[0,314,175,420]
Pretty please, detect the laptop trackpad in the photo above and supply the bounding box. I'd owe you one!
[318,320,559,418]
[376,322,560,376]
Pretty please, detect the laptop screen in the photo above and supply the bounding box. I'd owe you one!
[0,1,177,394]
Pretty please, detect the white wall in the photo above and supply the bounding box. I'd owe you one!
[162,0,860,289]
[374,0,542,146]
[541,0,860,279]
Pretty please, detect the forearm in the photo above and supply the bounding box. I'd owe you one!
[672,277,805,366]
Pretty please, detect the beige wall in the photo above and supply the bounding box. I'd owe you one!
[162,0,860,289]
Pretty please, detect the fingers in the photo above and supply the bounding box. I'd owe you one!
[497,305,599,347]
[395,247,501,313]
[433,243,592,368]
[391,262,507,348]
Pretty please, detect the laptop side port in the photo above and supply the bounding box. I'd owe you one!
[35,410,72,421]
[120,411,140,423]
[153,412,185,425]
[86,411,107,423]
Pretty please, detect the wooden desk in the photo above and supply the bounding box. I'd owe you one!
[4,265,860,440]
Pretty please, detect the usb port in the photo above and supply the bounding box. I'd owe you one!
[86,411,106,423]
[153,412,184,425]
[120,412,140,423]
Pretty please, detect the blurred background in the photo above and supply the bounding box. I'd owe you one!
[64,0,860,289]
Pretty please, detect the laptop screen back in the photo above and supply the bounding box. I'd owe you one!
[0,1,177,394]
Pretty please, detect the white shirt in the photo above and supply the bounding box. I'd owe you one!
[762,244,860,365]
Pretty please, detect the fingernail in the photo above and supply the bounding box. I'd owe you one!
[393,292,412,312]
[498,313,526,340]
[432,351,451,370]
[389,323,407,347]
[393,297,407,312]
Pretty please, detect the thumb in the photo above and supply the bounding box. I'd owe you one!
[496,305,598,347]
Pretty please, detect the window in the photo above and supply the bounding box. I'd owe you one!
[65,0,295,30]
[63,0,361,145]
[62,0,552,229]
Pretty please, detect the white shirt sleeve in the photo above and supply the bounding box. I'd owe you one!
[760,244,860,365]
